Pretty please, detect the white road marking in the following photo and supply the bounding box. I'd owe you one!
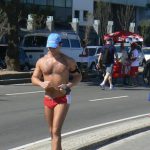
[5,91,44,96]
[89,95,129,102]
[13,83,32,86]
[9,113,150,150]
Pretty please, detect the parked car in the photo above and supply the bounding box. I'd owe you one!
[19,48,31,71]
[142,47,150,62]
[20,30,84,68]
[0,58,6,69]
[136,45,146,66]
[79,46,102,71]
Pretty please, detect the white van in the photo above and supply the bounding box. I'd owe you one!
[20,31,83,67]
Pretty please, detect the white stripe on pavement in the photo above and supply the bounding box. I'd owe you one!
[5,91,44,96]
[9,113,150,150]
[89,95,129,102]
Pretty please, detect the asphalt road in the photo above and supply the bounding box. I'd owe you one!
[0,80,150,150]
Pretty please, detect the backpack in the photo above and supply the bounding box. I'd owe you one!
[102,46,111,64]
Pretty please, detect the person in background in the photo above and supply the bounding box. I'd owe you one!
[31,33,82,150]
[81,39,88,56]
[97,38,118,90]
[119,42,130,85]
[129,42,139,86]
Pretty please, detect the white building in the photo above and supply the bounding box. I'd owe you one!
[10,0,149,30]
[72,0,150,30]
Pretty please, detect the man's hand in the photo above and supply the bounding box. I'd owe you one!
[40,81,51,89]
[96,63,100,69]
[58,84,71,95]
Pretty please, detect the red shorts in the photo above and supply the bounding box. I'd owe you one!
[43,95,71,109]
[130,66,138,77]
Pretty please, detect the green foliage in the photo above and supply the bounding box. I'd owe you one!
[94,0,111,44]
[0,0,53,70]
[0,8,8,37]
[139,20,150,46]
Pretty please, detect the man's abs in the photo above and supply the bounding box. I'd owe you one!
[44,73,69,98]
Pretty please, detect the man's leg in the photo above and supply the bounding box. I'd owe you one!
[100,65,110,86]
[108,75,113,89]
[52,104,69,150]
[101,72,110,85]
[107,64,113,89]
[44,106,54,137]
[100,72,109,89]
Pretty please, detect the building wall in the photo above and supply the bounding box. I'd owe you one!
[73,0,150,31]
[98,0,147,7]
[72,0,93,25]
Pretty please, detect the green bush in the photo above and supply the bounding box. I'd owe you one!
[139,20,150,46]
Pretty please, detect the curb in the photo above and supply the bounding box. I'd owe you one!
[0,78,31,85]
[0,66,144,85]
[0,71,33,85]
[10,115,150,150]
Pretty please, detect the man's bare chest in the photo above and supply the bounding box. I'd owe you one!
[41,58,68,75]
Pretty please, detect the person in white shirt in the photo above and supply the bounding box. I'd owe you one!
[129,42,139,85]
[119,43,130,84]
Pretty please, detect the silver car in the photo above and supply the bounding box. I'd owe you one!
[79,46,102,71]
[142,47,150,62]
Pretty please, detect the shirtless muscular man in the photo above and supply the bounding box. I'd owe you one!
[31,33,82,150]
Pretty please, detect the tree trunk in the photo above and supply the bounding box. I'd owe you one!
[4,21,20,71]
[5,41,20,71]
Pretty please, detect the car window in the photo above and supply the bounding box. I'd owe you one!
[88,48,96,56]
[61,39,70,48]
[23,36,47,47]
[24,36,34,47]
[97,48,102,54]
[70,39,80,48]
[143,49,150,54]
[115,46,120,52]
[34,36,47,47]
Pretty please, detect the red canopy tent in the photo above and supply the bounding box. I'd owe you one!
[104,31,143,43]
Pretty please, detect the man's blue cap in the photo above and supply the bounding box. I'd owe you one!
[46,33,62,48]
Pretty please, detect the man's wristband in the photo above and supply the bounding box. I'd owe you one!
[61,84,71,95]
[64,86,71,95]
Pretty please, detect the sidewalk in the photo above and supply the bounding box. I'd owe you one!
[99,130,150,150]
[0,66,144,85]
[10,115,150,150]
[0,70,33,85]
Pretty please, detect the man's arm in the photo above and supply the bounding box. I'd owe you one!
[96,52,102,69]
[67,60,82,88]
[31,60,51,89]
[31,60,43,86]
[97,52,102,64]
[58,59,82,95]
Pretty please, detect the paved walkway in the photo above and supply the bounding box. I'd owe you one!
[99,130,150,150]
